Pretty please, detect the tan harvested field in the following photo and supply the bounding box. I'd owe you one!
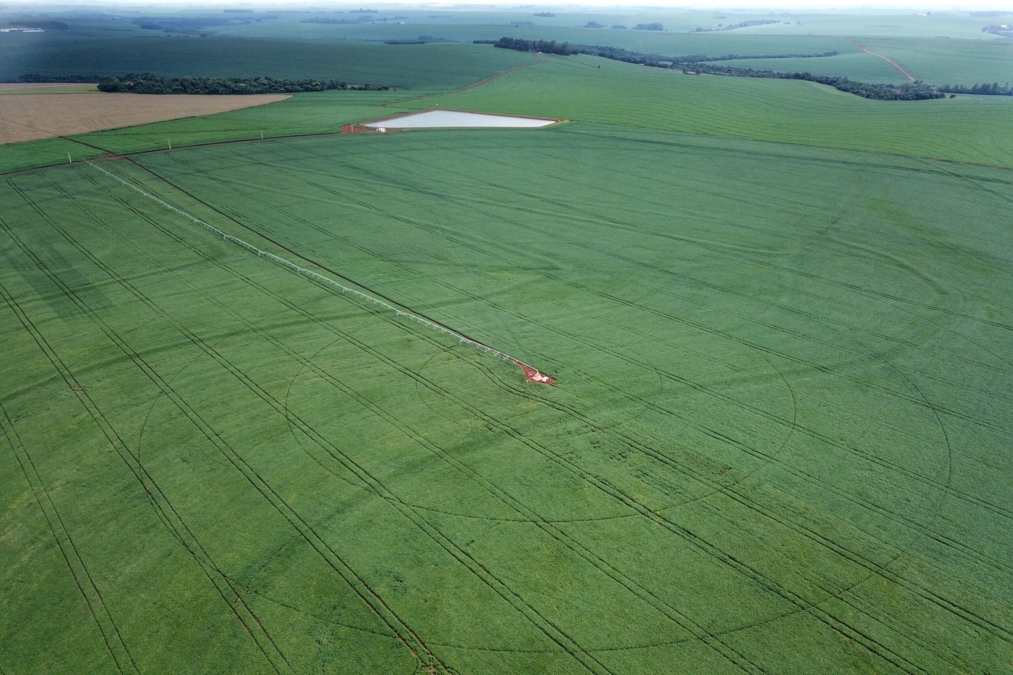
[0,92,290,145]
[0,83,98,94]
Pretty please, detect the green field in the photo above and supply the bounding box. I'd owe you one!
[0,38,533,90]
[396,56,1013,167]
[3,10,1004,90]
[207,10,1003,41]
[0,138,106,175]
[728,37,1013,87]
[8,49,1004,173]
[3,123,1013,674]
[711,52,912,85]
[0,90,411,175]
[2,8,1013,675]
[221,21,856,54]
[67,90,415,157]
[857,37,1013,86]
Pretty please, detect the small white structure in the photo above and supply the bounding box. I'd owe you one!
[365,110,555,129]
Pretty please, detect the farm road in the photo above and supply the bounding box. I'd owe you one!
[847,38,917,81]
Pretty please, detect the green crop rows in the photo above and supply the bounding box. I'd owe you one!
[856,37,1013,86]
[727,38,1013,87]
[67,90,412,157]
[14,50,1007,175]
[3,124,1012,672]
[397,56,1013,167]
[0,138,107,175]
[2,12,1013,674]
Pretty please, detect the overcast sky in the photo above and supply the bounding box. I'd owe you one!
[17,0,1013,10]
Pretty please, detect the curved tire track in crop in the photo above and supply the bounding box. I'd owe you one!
[1,183,294,674]
[28,168,616,675]
[140,144,1013,664]
[95,158,996,668]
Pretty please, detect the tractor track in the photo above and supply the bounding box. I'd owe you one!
[87,160,980,668]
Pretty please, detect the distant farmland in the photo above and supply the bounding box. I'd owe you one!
[0,39,536,90]
[399,55,1013,167]
[0,92,289,144]
[2,126,1011,673]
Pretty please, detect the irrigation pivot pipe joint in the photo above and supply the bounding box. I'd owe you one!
[86,161,555,385]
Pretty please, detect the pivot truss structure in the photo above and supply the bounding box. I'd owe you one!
[89,161,555,385]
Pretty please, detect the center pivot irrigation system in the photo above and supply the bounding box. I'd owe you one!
[88,161,555,385]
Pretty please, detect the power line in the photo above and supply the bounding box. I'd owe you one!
[87,161,553,384]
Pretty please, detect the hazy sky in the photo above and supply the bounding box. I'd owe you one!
[20,0,1013,10]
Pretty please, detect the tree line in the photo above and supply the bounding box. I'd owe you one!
[683,63,944,100]
[490,38,577,55]
[133,14,276,35]
[12,74,100,83]
[490,37,1013,100]
[384,36,453,45]
[937,82,1012,96]
[95,75,391,95]
[10,20,69,30]
[492,38,836,64]
[695,19,780,32]
[300,16,375,25]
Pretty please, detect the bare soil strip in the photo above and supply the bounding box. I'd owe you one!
[0,93,290,145]
[521,364,556,384]
[847,38,916,81]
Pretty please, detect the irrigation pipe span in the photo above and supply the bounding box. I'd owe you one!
[88,161,554,384]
